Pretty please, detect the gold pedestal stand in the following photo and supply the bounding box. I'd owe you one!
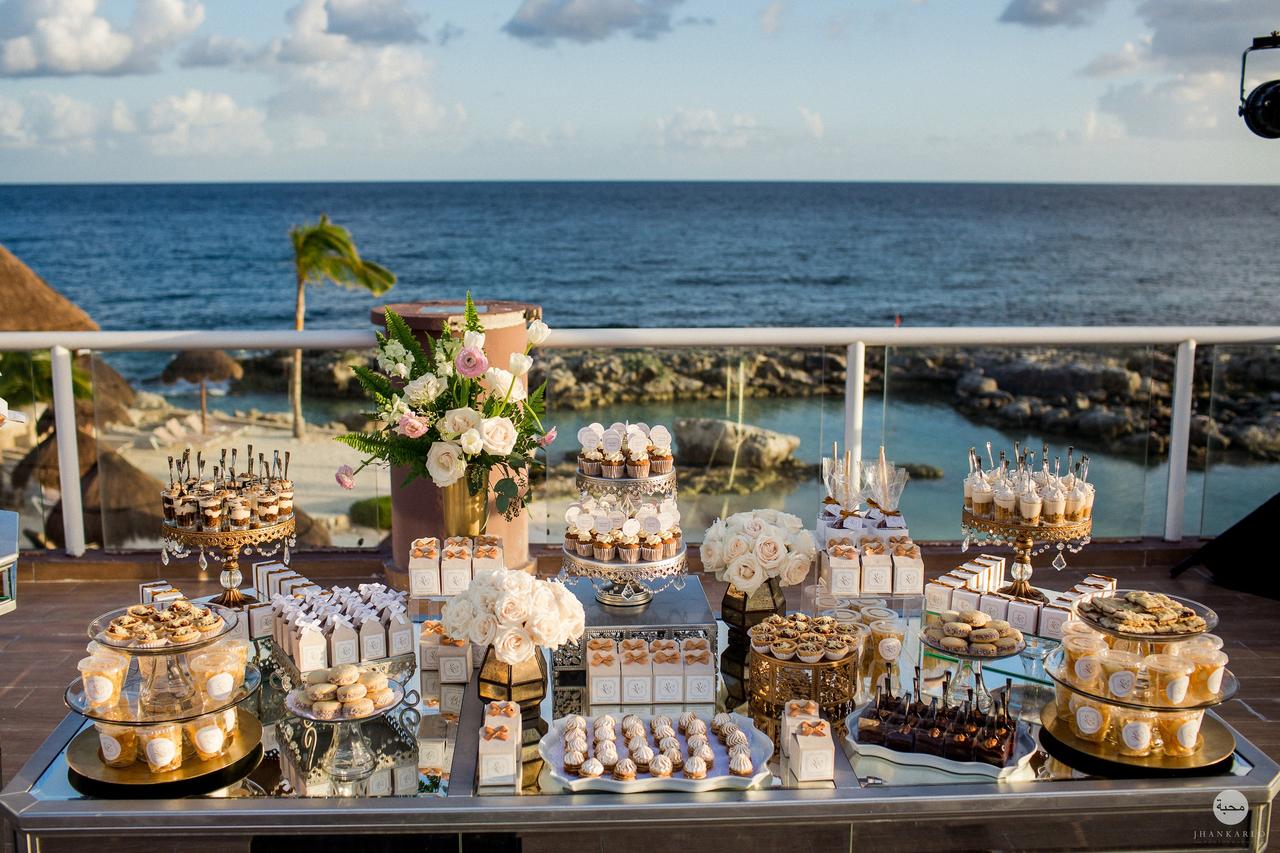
[160,517,297,607]
[960,510,1092,603]
[747,650,859,758]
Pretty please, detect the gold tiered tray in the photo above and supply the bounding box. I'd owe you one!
[961,509,1092,603]
[160,517,296,607]
[747,649,859,758]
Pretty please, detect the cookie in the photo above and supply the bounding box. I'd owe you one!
[943,621,972,638]
[329,664,361,686]
[958,610,991,627]
[306,683,338,702]
[969,643,997,657]
[336,683,367,702]
[995,636,1021,654]
[988,620,1013,638]
[343,697,374,716]
[312,700,341,720]
[358,671,389,692]
[969,628,1000,644]
[940,636,968,653]
[939,610,962,625]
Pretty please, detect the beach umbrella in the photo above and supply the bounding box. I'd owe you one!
[161,351,243,435]
[0,244,98,332]
[10,427,96,491]
[40,447,164,547]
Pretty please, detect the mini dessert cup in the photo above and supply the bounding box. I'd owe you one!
[276,487,295,520]
[1178,633,1224,654]
[1067,694,1111,744]
[138,724,184,773]
[78,653,128,709]
[198,497,223,532]
[254,492,279,528]
[1156,709,1204,757]
[189,651,244,705]
[174,497,198,531]
[971,488,994,520]
[993,490,1016,523]
[1099,648,1143,702]
[216,707,240,742]
[185,714,230,761]
[1053,683,1073,719]
[796,643,825,664]
[868,619,905,695]
[1062,634,1109,692]
[1182,647,1228,703]
[1114,709,1157,758]
[161,487,179,524]
[1018,492,1042,526]
[209,638,250,686]
[95,722,138,768]
[226,498,251,531]
[1144,653,1194,707]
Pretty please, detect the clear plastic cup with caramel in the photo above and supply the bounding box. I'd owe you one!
[1099,648,1143,702]
[1181,647,1228,704]
[1144,653,1194,707]
[94,722,137,768]
[138,723,183,773]
[188,651,244,705]
[1062,634,1108,692]
[1067,694,1111,744]
[1156,709,1204,757]
[77,653,129,709]
[1113,709,1157,757]
[868,618,904,695]
[184,713,229,761]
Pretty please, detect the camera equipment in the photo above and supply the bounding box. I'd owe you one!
[1240,32,1280,138]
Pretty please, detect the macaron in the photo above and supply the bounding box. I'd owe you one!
[328,664,360,686]
[958,610,991,628]
[336,683,367,702]
[312,700,341,720]
[943,621,972,638]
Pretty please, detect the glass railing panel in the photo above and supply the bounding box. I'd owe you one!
[533,345,837,545]
[876,344,1164,541]
[89,348,387,552]
[0,349,53,548]
[1200,344,1278,537]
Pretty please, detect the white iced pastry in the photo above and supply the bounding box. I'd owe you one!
[712,713,734,733]
[595,740,618,765]
[729,752,754,776]
[564,715,586,732]
[593,714,615,730]
[686,734,709,752]
[694,744,715,765]
[658,736,680,752]
[725,729,750,749]
[685,719,707,738]
[627,735,648,753]
[684,755,707,778]
[648,753,673,776]
[678,710,698,731]
[579,757,604,777]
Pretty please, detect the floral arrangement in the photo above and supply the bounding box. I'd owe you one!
[336,294,553,519]
[700,509,816,595]
[441,568,586,665]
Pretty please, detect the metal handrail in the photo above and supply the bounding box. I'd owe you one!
[4,324,1278,556]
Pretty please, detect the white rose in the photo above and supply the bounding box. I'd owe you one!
[526,320,551,345]
[700,537,724,571]
[530,584,557,619]
[559,604,585,645]
[741,516,767,537]
[439,407,482,439]
[441,595,474,639]
[781,551,812,587]
[402,373,444,408]
[480,367,527,402]
[778,511,805,532]
[726,554,765,596]
[495,591,529,627]
[509,352,533,377]
[752,533,786,571]
[705,518,726,540]
[468,612,499,647]
[493,625,535,665]
[789,529,817,555]
[426,441,466,487]
[479,416,518,456]
[500,569,535,596]
[529,612,561,647]
[725,533,753,561]
[463,330,486,351]
[459,428,484,456]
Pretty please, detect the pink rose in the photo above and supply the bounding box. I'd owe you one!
[394,414,428,438]
[335,465,356,490]
[455,346,489,379]
[538,426,557,447]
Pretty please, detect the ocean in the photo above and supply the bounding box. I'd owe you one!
[1,182,1276,542]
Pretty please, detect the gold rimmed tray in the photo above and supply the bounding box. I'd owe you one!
[1040,703,1235,773]
[1072,590,1218,644]
[66,707,262,789]
[88,603,239,654]
[66,663,261,725]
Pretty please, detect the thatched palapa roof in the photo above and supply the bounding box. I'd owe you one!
[0,244,98,331]
[162,351,244,384]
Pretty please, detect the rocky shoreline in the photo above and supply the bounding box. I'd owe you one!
[231,345,1280,464]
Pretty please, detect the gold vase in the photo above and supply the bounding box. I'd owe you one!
[441,478,487,538]
[477,646,548,715]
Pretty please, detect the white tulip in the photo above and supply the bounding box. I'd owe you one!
[509,352,533,377]
[526,320,551,346]
[459,428,484,456]
[463,330,486,351]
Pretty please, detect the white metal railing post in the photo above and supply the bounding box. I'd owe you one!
[844,342,866,467]
[1164,339,1196,543]
[50,346,86,556]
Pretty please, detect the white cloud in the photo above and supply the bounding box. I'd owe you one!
[143,89,271,154]
[760,1,785,35]
[998,0,1110,28]
[1080,36,1151,77]
[110,98,136,133]
[798,105,823,140]
[656,107,761,150]
[503,0,685,46]
[325,0,424,44]
[0,91,99,149]
[1097,72,1232,138]
[0,0,203,77]
[178,34,256,68]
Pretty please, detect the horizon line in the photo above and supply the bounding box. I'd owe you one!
[1,178,1278,188]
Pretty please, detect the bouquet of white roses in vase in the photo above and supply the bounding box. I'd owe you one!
[700,509,817,596]
[442,568,586,708]
[335,293,553,523]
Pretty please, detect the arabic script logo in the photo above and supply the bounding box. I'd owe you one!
[1212,789,1248,826]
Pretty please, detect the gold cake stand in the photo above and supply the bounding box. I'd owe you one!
[747,649,859,758]
[960,509,1092,603]
[160,517,296,607]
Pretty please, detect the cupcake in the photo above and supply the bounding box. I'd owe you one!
[625,447,650,479]
[649,447,674,474]
[661,530,679,559]
[616,534,641,564]
[600,452,625,479]
[575,530,594,557]
[641,534,665,562]
[579,447,603,476]
[593,533,616,563]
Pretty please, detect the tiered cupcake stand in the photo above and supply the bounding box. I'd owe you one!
[1040,593,1237,776]
[63,605,263,792]
[560,469,686,606]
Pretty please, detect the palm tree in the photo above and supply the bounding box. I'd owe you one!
[289,215,396,438]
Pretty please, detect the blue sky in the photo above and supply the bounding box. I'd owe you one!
[0,0,1277,183]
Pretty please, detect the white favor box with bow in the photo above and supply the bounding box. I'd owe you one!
[586,639,621,705]
[650,642,684,703]
[618,642,653,704]
[782,699,822,757]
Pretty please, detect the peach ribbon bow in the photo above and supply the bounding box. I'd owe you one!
[789,701,819,716]
[682,638,709,651]
[475,546,500,559]
[475,535,501,547]
[798,721,828,736]
[488,701,519,717]
[650,640,677,651]
[443,548,469,560]
[620,639,646,651]
[862,541,886,556]
[623,651,649,665]
[653,651,681,665]
[683,651,710,665]
[441,637,466,647]
[894,544,921,559]
[483,725,510,741]
[422,622,445,636]
[590,653,616,667]
[830,544,857,560]
[586,638,615,651]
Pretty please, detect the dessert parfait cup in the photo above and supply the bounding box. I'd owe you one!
[138,723,184,773]
[1067,694,1111,744]
[161,487,179,525]
[1062,634,1109,692]
[1113,709,1157,758]
[184,713,230,761]
[1099,648,1143,702]
[254,492,279,528]
[1144,653,1194,708]
[868,618,905,695]
[276,483,295,519]
[78,653,129,709]
[226,498,251,532]
[174,497,198,531]
[1182,647,1228,703]
[1157,709,1204,757]
[95,722,138,768]
[188,651,244,705]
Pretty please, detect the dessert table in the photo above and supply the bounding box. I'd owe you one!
[3,604,1277,853]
